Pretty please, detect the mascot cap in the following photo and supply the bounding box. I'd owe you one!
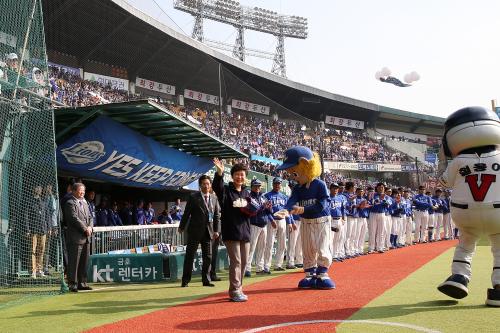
[277,146,313,170]
[445,106,499,131]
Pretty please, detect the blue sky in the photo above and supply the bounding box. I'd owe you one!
[125,0,500,118]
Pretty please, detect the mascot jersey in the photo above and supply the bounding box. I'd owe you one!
[285,178,330,218]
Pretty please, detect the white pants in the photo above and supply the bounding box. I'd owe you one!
[302,216,332,270]
[287,219,303,266]
[443,213,453,239]
[264,219,286,269]
[434,213,443,240]
[403,215,413,245]
[450,205,500,286]
[385,214,393,249]
[356,217,368,254]
[346,216,358,256]
[414,211,429,242]
[331,218,343,258]
[391,216,401,235]
[368,213,385,251]
[246,224,267,272]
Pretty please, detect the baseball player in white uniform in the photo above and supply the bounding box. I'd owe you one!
[437,106,500,307]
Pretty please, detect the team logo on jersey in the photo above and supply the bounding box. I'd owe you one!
[465,174,496,201]
[61,141,106,164]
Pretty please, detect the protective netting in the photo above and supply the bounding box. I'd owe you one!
[0,0,63,299]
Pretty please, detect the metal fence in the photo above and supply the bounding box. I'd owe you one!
[91,224,184,255]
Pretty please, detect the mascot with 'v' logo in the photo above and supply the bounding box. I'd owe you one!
[437,106,500,307]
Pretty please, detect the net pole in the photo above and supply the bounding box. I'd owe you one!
[13,0,38,100]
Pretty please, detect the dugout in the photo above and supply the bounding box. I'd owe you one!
[54,99,247,207]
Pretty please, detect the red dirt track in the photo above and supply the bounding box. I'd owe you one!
[87,241,455,333]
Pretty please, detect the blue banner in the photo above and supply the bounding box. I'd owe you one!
[401,163,417,172]
[57,116,213,189]
[357,163,377,171]
[250,154,282,166]
[425,153,437,164]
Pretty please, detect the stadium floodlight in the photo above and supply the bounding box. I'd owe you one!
[174,0,308,77]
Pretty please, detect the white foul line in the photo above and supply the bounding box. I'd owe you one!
[242,319,442,333]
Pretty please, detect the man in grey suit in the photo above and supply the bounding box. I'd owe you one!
[63,183,93,292]
[178,175,221,287]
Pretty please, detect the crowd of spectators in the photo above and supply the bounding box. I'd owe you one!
[48,65,134,107]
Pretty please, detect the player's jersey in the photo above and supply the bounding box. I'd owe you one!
[329,194,346,219]
[285,179,330,219]
[439,151,500,204]
[342,192,356,217]
[265,190,292,224]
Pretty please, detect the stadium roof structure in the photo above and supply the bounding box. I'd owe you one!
[43,0,445,136]
[54,100,246,159]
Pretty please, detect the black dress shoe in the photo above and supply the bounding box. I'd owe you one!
[203,282,215,287]
[181,282,189,287]
[77,285,93,291]
[210,275,221,281]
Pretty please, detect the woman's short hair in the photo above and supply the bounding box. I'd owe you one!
[230,163,247,176]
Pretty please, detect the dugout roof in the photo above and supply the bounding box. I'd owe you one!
[54,100,246,159]
[43,0,445,136]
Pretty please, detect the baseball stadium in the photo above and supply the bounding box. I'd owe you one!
[1,0,499,332]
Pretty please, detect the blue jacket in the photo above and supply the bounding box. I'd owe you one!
[342,192,356,217]
[119,207,133,225]
[135,207,146,225]
[96,207,110,227]
[250,191,274,227]
[157,212,173,224]
[109,209,123,226]
[428,198,437,215]
[329,194,346,219]
[442,198,450,214]
[145,208,155,224]
[413,194,432,211]
[369,193,391,214]
[390,201,404,218]
[285,179,330,219]
[432,196,444,214]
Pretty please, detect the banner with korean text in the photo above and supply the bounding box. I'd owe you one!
[56,116,213,189]
[184,88,220,105]
[325,115,364,130]
[84,72,129,91]
[136,77,175,95]
[231,99,270,115]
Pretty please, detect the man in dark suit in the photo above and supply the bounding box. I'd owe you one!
[178,175,221,287]
[63,183,93,292]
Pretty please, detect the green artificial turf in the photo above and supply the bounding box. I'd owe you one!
[338,245,498,333]
[0,268,297,333]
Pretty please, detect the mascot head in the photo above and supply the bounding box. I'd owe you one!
[277,146,321,185]
[443,106,500,158]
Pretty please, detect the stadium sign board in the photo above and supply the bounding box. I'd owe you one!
[184,88,220,105]
[57,116,213,189]
[378,164,403,172]
[231,99,270,115]
[84,72,128,91]
[325,115,364,130]
[358,163,378,171]
[89,253,163,283]
[401,163,417,172]
[136,77,175,95]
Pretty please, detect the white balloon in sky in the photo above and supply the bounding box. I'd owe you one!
[381,67,391,77]
[404,73,412,83]
[410,71,421,81]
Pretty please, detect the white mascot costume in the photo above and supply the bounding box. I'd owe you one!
[437,106,500,307]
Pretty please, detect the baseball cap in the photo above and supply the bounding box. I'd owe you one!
[6,53,18,60]
[272,177,282,184]
[276,146,313,170]
[330,182,339,188]
[251,179,262,187]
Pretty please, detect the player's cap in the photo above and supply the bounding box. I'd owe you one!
[330,182,339,188]
[276,146,313,170]
[6,53,18,60]
[251,179,262,187]
[272,177,282,184]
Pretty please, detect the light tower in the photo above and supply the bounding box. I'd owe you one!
[174,0,308,78]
